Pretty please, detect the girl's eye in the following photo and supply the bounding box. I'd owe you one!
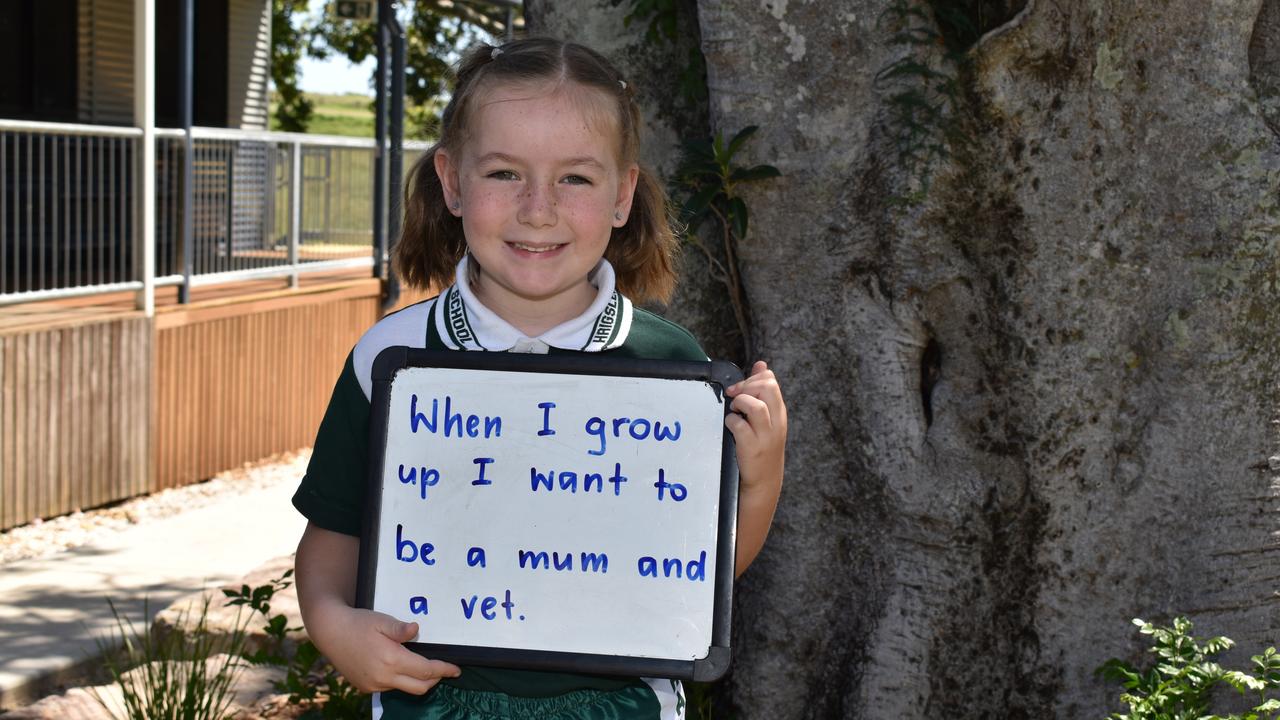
[562,175,592,185]
[487,170,518,181]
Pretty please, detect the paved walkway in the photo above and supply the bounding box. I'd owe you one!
[0,477,306,710]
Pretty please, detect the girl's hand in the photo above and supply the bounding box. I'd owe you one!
[725,361,787,575]
[311,602,461,695]
[295,523,460,696]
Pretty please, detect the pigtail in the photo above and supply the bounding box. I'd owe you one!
[606,166,679,304]
[393,146,467,292]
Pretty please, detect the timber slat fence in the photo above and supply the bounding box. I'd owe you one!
[152,281,378,493]
[0,315,151,531]
[0,281,380,531]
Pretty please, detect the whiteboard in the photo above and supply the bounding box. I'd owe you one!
[356,348,741,681]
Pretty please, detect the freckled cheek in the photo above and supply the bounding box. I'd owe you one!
[464,190,511,215]
[553,196,610,221]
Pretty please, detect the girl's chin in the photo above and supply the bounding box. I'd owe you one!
[476,275,596,308]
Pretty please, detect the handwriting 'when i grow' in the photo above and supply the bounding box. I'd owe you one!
[408,395,682,456]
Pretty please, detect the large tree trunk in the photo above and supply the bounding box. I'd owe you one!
[527,1,1280,716]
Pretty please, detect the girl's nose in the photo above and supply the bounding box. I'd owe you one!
[516,183,558,228]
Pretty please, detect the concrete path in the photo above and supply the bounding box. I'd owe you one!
[0,477,306,711]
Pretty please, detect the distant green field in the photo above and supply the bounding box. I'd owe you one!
[269,91,374,137]
[269,91,437,140]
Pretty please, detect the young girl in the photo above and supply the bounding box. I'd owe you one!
[292,37,786,720]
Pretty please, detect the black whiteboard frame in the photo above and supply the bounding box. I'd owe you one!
[356,346,742,682]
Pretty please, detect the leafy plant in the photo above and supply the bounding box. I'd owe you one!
[685,680,718,720]
[94,596,251,720]
[617,0,679,42]
[876,0,964,200]
[673,126,781,364]
[1097,617,1280,720]
[612,0,707,106]
[223,570,370,719]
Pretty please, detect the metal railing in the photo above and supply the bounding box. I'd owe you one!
[0,119,428,306]
[0,120,142,302]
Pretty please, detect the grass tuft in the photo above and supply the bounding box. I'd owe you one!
[93,596,252,720]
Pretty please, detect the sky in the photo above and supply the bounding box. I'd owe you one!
[298,53,376,96]
[294,0,376,96]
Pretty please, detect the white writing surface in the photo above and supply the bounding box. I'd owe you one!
[372,366,726,662]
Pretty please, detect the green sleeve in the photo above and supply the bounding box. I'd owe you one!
[292,352,369,536]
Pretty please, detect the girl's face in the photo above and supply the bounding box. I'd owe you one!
[435,82,639,331]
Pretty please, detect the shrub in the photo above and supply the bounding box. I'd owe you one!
[223,570,369,719]
[1097,616,1280,720]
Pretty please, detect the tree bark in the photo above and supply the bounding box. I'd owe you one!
[696,0,1280,716]
[527,0,1280,716]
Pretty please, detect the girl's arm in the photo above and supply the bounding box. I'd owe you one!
[294,522,461,694]
[724,361,788,577]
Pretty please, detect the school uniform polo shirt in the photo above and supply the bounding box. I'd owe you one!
[293,258,704,719]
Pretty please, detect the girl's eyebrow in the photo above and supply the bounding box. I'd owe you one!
[474,151,606,170]
[565,157,607,169]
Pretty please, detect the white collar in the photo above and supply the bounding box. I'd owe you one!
[433,256,633,353]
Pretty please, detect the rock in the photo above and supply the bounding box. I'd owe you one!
[0,687,117,719]
[0,660,286,720]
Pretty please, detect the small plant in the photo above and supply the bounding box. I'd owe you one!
[94,596,251,720]
[1097,616,1280,720]
[673,126,781,364]
[876,0,965,202]
[223,570,370,719]
[685,680,718,720]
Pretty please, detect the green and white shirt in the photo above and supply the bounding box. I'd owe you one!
[293,258,704,720]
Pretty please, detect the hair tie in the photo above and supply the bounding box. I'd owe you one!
[491,47,503,59]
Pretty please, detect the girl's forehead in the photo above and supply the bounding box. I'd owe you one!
[465,81,624,157]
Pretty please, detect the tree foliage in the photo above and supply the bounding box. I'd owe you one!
[272,1,521,136]
[271,0,315,132]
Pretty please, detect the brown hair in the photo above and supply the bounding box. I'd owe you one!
[394,37,679,304]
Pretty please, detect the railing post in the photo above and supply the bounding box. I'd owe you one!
[133,0,155,316]
[225,146,235,263]
[373,0,391,282]
[289,141,302,289]
[386,4,405,311]
[178,0,195,303]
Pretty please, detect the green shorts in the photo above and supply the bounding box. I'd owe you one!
[374,681,683,720]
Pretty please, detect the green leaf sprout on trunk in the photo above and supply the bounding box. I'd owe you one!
[673,126,781,364]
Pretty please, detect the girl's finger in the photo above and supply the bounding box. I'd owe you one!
[420,659,463,678]
[400,654,462,679]
[737,373,785,425]
[727,361,768,396]
[724,409,758,444]
[390,673,439,695]
[731,393,772,428]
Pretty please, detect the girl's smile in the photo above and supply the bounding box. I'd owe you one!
[434,83,639,337]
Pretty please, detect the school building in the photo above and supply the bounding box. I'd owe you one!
[0,0,426,531]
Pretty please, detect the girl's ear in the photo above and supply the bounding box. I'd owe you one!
[435,148,463,217]
[613,162,640,228]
